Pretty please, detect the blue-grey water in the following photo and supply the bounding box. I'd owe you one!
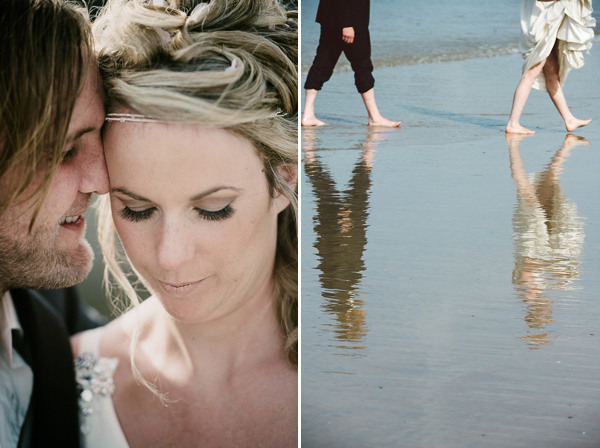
[302,0,599,73]
[301,1,600,446]
[302,0,519,73]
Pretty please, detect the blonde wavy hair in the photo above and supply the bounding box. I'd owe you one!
[93,0,298,383]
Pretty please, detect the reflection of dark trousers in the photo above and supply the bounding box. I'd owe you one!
[304,25,375,94]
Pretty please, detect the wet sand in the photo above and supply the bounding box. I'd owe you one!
[301,44,600,447]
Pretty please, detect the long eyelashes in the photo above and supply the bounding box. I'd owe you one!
[197,204,234,221]
[119,206,155,223]
[118,204,234,223]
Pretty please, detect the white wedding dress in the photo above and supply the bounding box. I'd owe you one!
[75,328,130,448]
[520,0,595,91]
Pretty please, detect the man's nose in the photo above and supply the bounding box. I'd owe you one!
[79,138,109,195]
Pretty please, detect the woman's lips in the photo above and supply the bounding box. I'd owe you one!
[156,278,204,297]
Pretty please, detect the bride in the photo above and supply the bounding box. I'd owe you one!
[506,0,595,134]
[72,0,298,446]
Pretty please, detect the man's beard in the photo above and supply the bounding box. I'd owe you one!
[0,220,94,291]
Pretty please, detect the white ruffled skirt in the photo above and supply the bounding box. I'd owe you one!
[520,0,596,91]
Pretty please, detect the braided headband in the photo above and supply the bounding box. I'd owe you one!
[106,104,286,123]
[105,113,161,123]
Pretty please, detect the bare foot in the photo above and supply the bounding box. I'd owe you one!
[506,123,535,134]
[368,117,401,127]
[301,116,327,127]
[565,117,592,132]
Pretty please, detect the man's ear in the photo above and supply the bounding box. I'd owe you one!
[274,163,298,214]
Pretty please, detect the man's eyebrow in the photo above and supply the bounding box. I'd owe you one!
[66,126,97,144]
[111,186,242,202]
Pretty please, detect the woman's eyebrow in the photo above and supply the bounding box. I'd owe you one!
[190,186,242,201]
[111,186,243,202]
[111,188,150,202]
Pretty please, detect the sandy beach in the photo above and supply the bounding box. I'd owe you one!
[301,24,600,448]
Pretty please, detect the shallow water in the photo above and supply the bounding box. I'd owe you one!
[302,0,521,73]
[301,10,600,445]
[302,0,600,72]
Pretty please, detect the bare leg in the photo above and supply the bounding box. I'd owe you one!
[360,88,401,127]
[301,89,327,127]
[506,60,546,134]
[543,44,592,132]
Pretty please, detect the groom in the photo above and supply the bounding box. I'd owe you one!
[302,0,400,127]
[0,1,109,447]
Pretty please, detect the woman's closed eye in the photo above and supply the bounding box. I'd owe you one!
[118,204,235,223]
[119,206,156,223]
[197,204,234,221]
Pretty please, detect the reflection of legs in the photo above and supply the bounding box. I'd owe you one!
[506,134,537,202]
[507,133,590,205]
[345,31,400,127]
[303,26,343,126]
[506,60,546,134]
[508,137,554,347]
[302,128,317,164]
[537,134,590,204]
[361,133,376,169]
[305,134,373,343]
[543,44,592,132]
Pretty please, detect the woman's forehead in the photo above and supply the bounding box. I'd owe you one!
[105,122,255,158]
[104,123,266,192]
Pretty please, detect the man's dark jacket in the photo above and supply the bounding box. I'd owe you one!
[11,287,102,448]
[316,0,370,30]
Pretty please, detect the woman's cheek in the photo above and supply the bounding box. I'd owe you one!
[113,216,146,266]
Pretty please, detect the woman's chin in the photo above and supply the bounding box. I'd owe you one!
[153,293,222,325]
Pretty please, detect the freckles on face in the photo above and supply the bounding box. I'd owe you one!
[103,122,280,321]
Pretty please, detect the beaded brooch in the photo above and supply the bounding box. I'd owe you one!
[75,351,119,435]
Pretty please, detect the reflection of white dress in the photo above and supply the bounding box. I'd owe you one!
[75,328,130,448]
[512,173,584,291]
[520,0,595,90]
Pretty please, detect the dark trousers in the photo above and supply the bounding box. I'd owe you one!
[304,25,375,94]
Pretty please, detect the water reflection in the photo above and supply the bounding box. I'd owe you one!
[507,134,587,348]
[304,130,388,348]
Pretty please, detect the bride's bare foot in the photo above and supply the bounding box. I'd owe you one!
[368,117,401,127]
[565,117,592,132]
[506,123,535,134]
[301,115,327,126]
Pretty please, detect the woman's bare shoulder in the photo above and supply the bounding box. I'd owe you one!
[71,296,161,360]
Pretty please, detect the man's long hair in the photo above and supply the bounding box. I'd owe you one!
[0,0,93,228]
